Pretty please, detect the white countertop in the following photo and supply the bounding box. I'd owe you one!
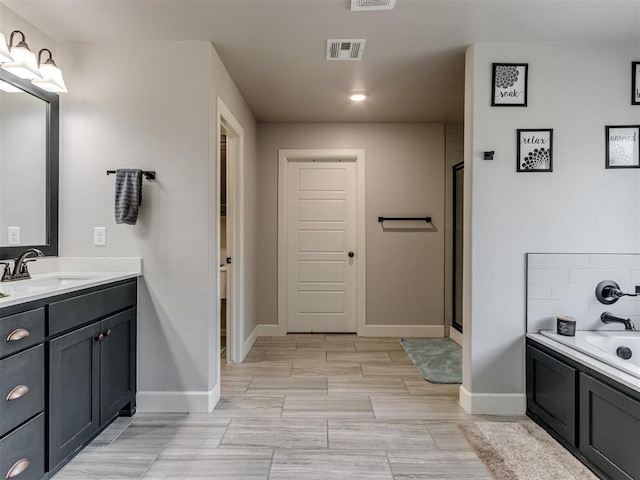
[527,332,640,394]
[0,257,142,309]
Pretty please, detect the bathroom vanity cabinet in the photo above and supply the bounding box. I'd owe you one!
[526,339,640,480]
[0,278,137,479]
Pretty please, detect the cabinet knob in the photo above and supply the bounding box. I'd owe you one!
[95,333,104,342]
[6,458,29,478]
[105,329,112,337]
[6,385,29,401]
[6,328,29,342]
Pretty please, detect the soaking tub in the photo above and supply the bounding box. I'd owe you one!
[539,330,640,380]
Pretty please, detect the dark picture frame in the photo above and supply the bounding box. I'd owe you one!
[491,63,528,107]
[517,129,553,172]
[633,62,640,105]
[606,125,640,169]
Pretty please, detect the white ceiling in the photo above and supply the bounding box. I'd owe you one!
[4,0,640,123]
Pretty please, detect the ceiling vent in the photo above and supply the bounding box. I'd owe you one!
[350,0,396,11]
[326,39,366,61]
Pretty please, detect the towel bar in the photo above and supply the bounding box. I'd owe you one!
[378,216,432,223]
[107,170,156,180]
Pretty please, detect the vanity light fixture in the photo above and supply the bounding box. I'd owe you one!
[0,32,13,63]
[32,49,68,93]
[350,93,367,102]
[1,31,42,80]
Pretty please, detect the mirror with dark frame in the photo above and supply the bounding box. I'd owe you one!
[0,67,58,260]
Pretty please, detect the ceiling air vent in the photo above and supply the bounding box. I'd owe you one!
[351,0,396,11]
[326,39,366,61]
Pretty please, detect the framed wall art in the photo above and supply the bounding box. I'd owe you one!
[633,62,640,105]
[517,129,553,172]
[606,125,640,168]
[491,63,528,107]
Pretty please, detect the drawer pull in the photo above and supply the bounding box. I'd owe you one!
[6,329,29,342]
[6,385,29,401]
[6,459,29,478]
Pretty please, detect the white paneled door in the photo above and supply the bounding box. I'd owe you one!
[287,160,357,332]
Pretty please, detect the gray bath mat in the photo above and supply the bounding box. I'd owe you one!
[400,337,462,383]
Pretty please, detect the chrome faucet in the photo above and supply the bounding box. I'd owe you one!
[601,312,637,331]
[0,248,44,282]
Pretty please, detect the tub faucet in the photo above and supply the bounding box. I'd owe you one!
[601,312,636,331]
[1,248,44,282]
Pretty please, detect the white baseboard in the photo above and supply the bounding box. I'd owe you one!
[459,385,526,415]
[240,324,260,361]
[449,327,462,347]
[137,383,220,413]
[256,324,287,337]
[358,324,445,338]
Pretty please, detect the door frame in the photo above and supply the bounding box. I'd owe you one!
[277,149,366,335]
[215,98,245,365]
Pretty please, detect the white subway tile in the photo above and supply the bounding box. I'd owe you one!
[589,298,640,316]
[528,284,552,300]
[589,254,640,270]
[630,270,640,284]
[527,314,555,333]
[569,269,631,285]
[528,299,590,316]
[527,254,589,269]
[551,284,594,300]
[528,269,569,285]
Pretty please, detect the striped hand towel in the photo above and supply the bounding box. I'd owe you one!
[114,169,143,225]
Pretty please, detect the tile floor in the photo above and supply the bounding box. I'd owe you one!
[53,334,520,479]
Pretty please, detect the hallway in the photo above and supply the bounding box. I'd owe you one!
[54,335,499,479]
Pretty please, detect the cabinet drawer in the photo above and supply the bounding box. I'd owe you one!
[0,345,45,437]
[49,281,136,336]
[0,308,45,359]
[0,413,44,480]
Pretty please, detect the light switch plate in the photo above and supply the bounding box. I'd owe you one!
[8,227,20,245]
[94,227,106,246]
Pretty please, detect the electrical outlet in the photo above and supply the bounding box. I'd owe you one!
[8,227,20,245]
[94,227,106,246]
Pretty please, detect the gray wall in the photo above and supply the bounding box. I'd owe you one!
[56,40,258,411]
[257,123,445,329]
[463,42,640,413]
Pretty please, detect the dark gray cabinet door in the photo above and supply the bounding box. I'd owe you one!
[49,322,101,471]
[100,308,136,425]
[579,373,640,480]
[526,345,577,445]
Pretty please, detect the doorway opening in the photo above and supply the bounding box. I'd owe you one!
[451,161,464,335]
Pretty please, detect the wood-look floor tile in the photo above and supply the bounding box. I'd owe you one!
[133,413,230,427]
[211,395,284,418]
[254,335,297,344]
[89,416,134,446]
[426,422,473,450]
[283,395,374,418]
[388,451,490,478]
[402,379,460,397]
[354,342,404,352]
[247,376,328,395]
[370,396,469,420]
[53,446,160,480]
[388,351,412,363]
[142,447,273,479]
[242,350,269,361]
[221,418,328,449]
[296,343,356,352]
[269,450,393,480]
[221,376,253,395]
[324,334,359,343]
[327,352,392,363]
[110,425,226,448]
[292,362,363,377]
[329,419,437,451]
[221,361,293,376]
[361,364,421,377]
[284,334,326,341]
[250,344,297,352]
[262,351,327,363]
[328,377,408,395]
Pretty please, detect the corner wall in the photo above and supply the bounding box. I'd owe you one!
[463,42,640,414]
[257,123,445,336]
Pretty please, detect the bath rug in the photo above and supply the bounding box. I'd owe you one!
[459,422,597,480]
[399,337,461,383]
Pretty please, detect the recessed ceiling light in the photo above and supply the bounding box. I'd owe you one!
[350,93,367,102]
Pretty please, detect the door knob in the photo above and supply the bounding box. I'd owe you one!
[348,251,355,258]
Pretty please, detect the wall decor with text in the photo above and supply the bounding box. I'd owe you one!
[606,125,640,169]
[492,63,528,107]
[517,129,553,172]
[632,62,640,105]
